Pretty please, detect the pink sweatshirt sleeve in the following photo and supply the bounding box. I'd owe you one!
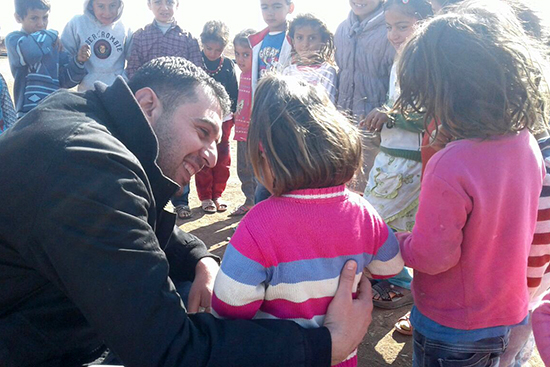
[398,173,470,275]
[533,292,550,365]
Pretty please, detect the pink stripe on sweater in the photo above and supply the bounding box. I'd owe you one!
[260,297,333,319]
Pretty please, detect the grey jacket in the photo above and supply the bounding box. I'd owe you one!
[61,0,132,91]
[335,9,395,120]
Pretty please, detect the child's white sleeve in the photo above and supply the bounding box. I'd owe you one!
[61,17,81,57]
[366,225,404,279]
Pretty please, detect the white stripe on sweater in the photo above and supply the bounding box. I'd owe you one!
[282,191,346,200]
[529,243,550,257]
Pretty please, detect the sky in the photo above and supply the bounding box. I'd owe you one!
[0,0,350,38]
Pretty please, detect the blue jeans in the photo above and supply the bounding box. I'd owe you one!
[413,330,509,367]
[171,184,190,207]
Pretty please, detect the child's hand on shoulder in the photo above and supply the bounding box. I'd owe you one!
[360,108,389,132]
[77,44,91,64]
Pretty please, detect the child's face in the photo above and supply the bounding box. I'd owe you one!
[385,7,417,52]
[92,0,120,26]
[234,44,253,73]
[292,25,324,59]
[260,0,294,32]
[16,8,49,34]
[349,0,382,22]
[148,0,178,23]
[203,41,225,62]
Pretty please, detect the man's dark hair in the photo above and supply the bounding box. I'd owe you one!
[15,0,50,18]
[128,56,230,117]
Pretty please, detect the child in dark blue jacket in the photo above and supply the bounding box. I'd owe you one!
[6,0,90,118]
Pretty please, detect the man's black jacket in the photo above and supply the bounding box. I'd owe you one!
[0,78,330,366]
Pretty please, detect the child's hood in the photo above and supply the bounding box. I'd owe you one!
[83,0,124,23]
[346,6,385,36]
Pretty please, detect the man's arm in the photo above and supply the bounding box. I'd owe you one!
[162,222,221,313]
[31,125,369,366]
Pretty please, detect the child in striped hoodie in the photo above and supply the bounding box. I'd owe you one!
[212,74,403,367]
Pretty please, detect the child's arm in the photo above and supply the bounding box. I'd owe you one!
[60,18,82,62]
[185,35,203,67]
[212,222,267,319]
[397,172,469,275]
[0,75,17,132]
[58,46,88,89]
[226,60,239,113]
[124,28,134,60]
[365,221,404,279]
[125,30,143,80]
[533,291,550,366]
[6,30,59,70]
[320,65,338,104]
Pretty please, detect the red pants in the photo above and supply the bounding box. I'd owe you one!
[195,119,233,201]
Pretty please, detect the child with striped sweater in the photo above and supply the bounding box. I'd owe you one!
[212,74,403,367]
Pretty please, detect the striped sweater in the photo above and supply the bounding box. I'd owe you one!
[212,185,403,367]
[528,137,550,307]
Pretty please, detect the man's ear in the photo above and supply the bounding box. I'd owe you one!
[288,3,295,14]
[14,13,23,24]
[134,87,163,126]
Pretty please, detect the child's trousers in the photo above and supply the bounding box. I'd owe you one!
[236,140,256,206]
[413,330,509,367]
[195,119,233,201]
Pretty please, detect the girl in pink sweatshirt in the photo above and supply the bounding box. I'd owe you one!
[392,4,547,366]
[212,74,404,367]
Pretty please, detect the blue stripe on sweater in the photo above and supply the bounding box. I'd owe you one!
[221,244,373,286]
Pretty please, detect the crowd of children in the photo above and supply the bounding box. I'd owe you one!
[2,0,550,365]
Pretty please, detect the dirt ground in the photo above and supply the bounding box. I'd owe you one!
[0,56,543,366]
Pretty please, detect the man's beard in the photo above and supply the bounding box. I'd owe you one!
[152,111,187,186]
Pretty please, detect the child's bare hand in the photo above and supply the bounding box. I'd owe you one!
[54,38,63,52]
[361,108,389,132]
[77,44,91,64]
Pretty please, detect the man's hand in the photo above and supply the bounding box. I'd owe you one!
[325,261,373,366]
[187,257,219,313]
[77,44,91,64]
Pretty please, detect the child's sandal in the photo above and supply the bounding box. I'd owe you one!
[213,198,228,212]
[201,199,216,214]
